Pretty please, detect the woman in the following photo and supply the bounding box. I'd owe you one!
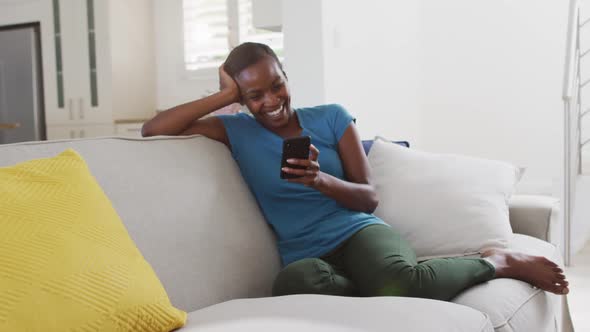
[142,42,569,299]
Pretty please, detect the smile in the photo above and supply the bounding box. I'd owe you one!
[264,104,284,119]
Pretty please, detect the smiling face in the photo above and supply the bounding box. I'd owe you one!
[235,56,293,131]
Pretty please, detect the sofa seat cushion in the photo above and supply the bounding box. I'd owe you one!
[180,294,493,331]
[452,234,563,332]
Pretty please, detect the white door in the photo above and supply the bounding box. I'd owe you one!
[46,125,78,140]
[74,0,112,125]
[80,124,114,138]
[50,0,79,125]
[115,123,144,138]
[51,0,111,126]
[47,124,113,140]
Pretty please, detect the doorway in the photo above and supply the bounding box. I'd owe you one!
[0,22,46,144]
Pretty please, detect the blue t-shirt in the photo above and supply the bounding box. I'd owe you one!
[218,104,386,266]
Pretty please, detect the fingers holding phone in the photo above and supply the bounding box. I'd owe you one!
[280,136,310,179]
[285,155,320,182]
[280,136,322,187]
[309,144,319,161]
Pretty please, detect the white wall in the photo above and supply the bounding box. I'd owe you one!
[109,0,157,120]
[418,1,566,197]
[306,0,567,195]
[282,0,325,108]
[321,0,421,144]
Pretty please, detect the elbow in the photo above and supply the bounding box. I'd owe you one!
[365,196,379,214]
[141,123,156,137]
[363,188,379,214]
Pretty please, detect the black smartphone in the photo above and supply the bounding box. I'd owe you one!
[280,136,311,179]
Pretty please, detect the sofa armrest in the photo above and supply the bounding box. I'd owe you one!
[508,195,560,244]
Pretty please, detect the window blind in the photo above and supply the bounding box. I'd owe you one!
[183,0,230,70]
[183,0,283,71]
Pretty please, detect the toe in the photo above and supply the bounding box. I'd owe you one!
[551,279,570,294]
[559,286,570,295]
[552,267,563,273]
[549,284,563,294]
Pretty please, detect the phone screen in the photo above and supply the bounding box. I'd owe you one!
[280,136,311,179]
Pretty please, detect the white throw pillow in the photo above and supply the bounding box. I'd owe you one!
[368,137,522,260]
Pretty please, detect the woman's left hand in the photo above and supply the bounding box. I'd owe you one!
[282,144,323,188]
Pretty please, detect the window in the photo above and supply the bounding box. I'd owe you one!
[183,0,283,72]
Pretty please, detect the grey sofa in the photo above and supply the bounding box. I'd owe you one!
[0,135,574,332]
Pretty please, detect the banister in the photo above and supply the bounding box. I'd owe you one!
[563,0,579,100]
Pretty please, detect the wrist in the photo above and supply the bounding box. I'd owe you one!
[313,171,329,191]
[219,87,240,104]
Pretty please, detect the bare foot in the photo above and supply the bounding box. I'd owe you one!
[481,249,569,295]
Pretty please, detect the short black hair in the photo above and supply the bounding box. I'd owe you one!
[224,42,285,78]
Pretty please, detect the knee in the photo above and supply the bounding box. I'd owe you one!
[272,258,335,296]
[368,267,421,298]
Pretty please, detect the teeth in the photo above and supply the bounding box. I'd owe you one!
[267,105,283,117]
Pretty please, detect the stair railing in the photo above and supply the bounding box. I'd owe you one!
[562,0,581,266]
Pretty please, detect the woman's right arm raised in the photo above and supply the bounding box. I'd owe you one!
[141,66,240,147]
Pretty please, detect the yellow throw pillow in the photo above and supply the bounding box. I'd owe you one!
[0,149,186,331]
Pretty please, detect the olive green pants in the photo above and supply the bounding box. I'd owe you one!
[272,224,495,301]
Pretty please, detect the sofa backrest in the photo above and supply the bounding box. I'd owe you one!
[0,136,281,312]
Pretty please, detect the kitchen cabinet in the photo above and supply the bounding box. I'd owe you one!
[114,122,144,138]
[46,0,112,126]
[2,0,156,142]
[46,124,113,140]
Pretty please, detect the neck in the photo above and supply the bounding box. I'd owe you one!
[270,109,302,138]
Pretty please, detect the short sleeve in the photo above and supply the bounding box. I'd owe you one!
[330,104,356,142]
[216,113,250,160]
